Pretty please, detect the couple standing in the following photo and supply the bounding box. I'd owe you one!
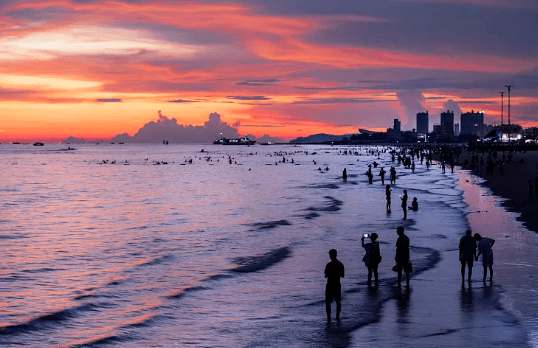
[360,226,411,287]
[459,230,495,283]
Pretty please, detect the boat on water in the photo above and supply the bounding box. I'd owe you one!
[33,142,44,146]
[214,136,256,145]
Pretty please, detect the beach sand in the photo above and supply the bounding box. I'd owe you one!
[458,150,538,234]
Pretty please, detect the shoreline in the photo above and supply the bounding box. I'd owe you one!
[457,150,538,234]
[457,167,538,348]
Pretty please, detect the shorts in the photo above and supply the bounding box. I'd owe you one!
[325,283,341,303]
[460,258,474,267]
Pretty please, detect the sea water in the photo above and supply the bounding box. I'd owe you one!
[0,143,535,347]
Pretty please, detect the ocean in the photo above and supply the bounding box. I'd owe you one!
[1,143,536,347]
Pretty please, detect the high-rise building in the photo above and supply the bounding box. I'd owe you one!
[460,110,484,135]
[416,111,428,134]
[440,110,454,138]
[394,119,401,133]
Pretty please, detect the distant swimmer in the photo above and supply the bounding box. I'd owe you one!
[343,168,347,181]
[325,249,344,322]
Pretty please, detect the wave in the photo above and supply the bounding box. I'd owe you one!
[304,196,343,213]
[0,303,102,337]
[249,220,291,230]
[231,247,291,273]
[70,334,128,348]
[168,285,209,299]
[139,254,174,267]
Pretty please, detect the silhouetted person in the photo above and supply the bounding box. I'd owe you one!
[459,230,477,283]
[411,161,415,173]
[408,197,418,211]
[367,165,373,184]
[379,168,386,185]
[395,226,411,286]
[390,167,396,184]
[325,249,344,321]
[386,185,391,212]
[475,233,495,283]
[401,189,408,219]
[362,233,381,286]
[343,168,347,181]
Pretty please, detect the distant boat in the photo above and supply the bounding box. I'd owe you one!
[214,136,256,145]
[33,142,44,146]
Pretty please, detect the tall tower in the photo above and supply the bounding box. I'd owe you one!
[394,119,401,133]
[440,110,454,138]
[505,85,513,125]
[416,111,429,134]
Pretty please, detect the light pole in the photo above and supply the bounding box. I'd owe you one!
[499,91,504,125]
[505,85,513,125]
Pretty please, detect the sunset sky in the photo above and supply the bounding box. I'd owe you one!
[0,0,537,142]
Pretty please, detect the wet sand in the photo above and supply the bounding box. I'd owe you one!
[348,167,534,347]
[458,150,538,234]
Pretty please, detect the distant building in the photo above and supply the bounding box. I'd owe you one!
[440,110,454,138]
[416,111,428,134]
[387,119,402,140]
[394,119,401,133]
[461,110,484,136]
[433,124,443,135]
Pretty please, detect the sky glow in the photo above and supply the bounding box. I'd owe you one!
[0,0,536,142]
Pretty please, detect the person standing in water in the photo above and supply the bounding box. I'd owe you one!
[474,233,495,283]
[459,230,477,283]
[324,249,344,321]
[401,189,408,219]
[395,226,411,286]
[362,233,381,286]
[386,185,391,212]
[379,167,386,185]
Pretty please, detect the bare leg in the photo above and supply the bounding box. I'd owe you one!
[461,263,465,282]
[367,266,372,286]
[326,302,331,321]
[405,271,410,286]
[489,266,493,282]
[397,269,402,285]
[373,264,379,285]
[483,266,487,283]
[468,265,472,282]
[336,301,341,321]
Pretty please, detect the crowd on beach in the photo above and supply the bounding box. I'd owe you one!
[325,145,513,322]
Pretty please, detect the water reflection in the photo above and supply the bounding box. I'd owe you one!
[395,286,411,328]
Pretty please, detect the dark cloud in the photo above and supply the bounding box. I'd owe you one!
[227,96,271,101]
[168,99,199,103]
[293,97,393,105]
[236,79,280,86]
[6,6,78,21]
[110,110,241,143]
[96,98,122,103]
[304,2,538,58]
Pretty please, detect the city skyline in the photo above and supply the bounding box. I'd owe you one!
[0,0,537,142]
